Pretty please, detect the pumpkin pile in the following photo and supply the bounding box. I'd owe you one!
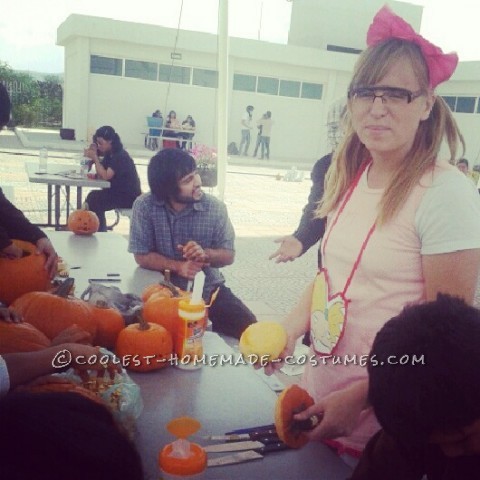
[0,321,51,354]
[67,204,99,235]
[0,239,51,305]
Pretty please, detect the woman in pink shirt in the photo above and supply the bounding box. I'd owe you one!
[268,6,480,464]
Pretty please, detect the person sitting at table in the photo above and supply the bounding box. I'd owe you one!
[0,391,144,480]
[179,114,196,150]
[128,148,256,339]
[351,294,480,480]
[265,5,480,469]
[163,110,182,149]
[84,126,142,232]
[0,83,58,282]
[147,109,163,151]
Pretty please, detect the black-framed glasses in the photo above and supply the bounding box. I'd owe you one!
[348,86,425,106]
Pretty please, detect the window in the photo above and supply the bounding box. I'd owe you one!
[442,96,456,111]
[257,76,279,95]
[233,74,256,92]
[279,80,300,98]
[301,82,323,100]
[125,60,157,81]
[159,64,191,84]
[90,55,122,76]
[456,97,475,113]
[192,68,218,88]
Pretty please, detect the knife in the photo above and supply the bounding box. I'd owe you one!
[204,429,279,442]
[206,442,290,467]
[224,423,275,435]
[204,441,264,453]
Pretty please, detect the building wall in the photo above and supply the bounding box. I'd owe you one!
[57,12,480,164]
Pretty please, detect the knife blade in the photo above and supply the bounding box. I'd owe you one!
[224,423,275,435]
[207,450,264,467]
[204,440,264,453]
[204,429,279,442]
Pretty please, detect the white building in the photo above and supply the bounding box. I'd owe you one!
[56,0,480,164]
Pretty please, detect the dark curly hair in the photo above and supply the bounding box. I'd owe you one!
[148,148,196,202]
[93,125,123,154]
[368,294,480,445]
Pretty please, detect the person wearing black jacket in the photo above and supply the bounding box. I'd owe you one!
[269,98,346,266]
[0,83,57,279]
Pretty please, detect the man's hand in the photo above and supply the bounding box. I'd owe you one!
[67,343,121,380]
[178,241,209,264]
[269,236,303,263]
[1,243,23,259]
[36,237,58,279]
[176,260,204,280]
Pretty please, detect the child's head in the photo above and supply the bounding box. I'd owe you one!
[368,294,480,445]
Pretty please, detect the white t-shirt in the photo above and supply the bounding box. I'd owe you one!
[301,161,480,455]
[241,111,252,129]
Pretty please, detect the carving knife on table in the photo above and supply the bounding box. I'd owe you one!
[206,441,290,467]
[204,429,278,442]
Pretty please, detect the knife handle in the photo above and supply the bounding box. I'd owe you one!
[255,441,290,454]
[249,429,278,440]
[225,424,275,435]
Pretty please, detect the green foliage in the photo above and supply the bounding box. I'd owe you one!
[0,61,62,128]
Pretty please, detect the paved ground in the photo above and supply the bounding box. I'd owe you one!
[0,128,319,321]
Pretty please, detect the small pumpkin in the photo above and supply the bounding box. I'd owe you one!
[0,321,51,354]
[92,300,125,349]
[12,281,96,340]
[67,204,99,235]
[239,321,287,364]
[0,239,51,305]
[115,312,173,372]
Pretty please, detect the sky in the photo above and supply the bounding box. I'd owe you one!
[0,0,479,74]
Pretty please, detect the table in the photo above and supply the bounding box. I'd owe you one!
[26,163,110,230]
[46,231,351,480]
[46,231,160,295]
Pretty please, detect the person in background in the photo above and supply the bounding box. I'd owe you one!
[456,158,478,185]
[179,114,196,150]
[84,126,141,232]
[239,105,254,156]
[128,148,256,339]
[266,5,480,469]
[163,110,182,148]
[147,109,163,150]
[270,98,346,265]
[257,111,273,160]
[0,83,57,280]
[252,116,263,158]
[0,392,144,480]
[351,294,480,479]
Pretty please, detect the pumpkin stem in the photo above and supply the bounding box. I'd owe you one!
[56,277,74,298]
[95,299,109,309]
[160,270,180,297]
[165,269,171,282]
[133,306,150,331]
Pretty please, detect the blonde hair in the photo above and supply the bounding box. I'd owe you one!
[317,39,465,225]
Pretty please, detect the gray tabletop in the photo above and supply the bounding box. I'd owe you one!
[46,231,352,480]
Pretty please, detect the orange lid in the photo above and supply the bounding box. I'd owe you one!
[159,441,207,476]
[179,298,205,313]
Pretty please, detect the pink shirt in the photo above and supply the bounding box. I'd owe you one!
[301,162,480,455]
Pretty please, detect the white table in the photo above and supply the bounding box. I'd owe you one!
[46,231,160,295]
[26,163,110,229]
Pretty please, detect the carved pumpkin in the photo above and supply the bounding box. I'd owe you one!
[67,205,99,235]
[0,239,51,305]
[0,321,51,354]
[12,291,96,340]
[92,300,125,349]
[115,313,173,372]
[275,385,315,449]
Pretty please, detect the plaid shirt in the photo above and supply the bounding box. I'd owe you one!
[128,192,235,298]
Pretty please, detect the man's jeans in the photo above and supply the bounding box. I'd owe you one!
[239,129,251,155]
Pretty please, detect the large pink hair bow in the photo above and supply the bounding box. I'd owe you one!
[367,5,458,88]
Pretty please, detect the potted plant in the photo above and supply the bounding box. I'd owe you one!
[189,144,217,187]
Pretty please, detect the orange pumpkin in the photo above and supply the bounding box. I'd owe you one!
[92,300,125,349]
[12,291,96,340]
[0,239,51,305]
[0,321,51,354]
[67,206,99,235]
[115,313,173,372]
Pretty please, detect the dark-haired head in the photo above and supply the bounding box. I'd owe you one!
[0,391,143,480]
[148,148,197,202]
[93,125,123,154]
[0,83,11,129]
[368,294,480,445]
